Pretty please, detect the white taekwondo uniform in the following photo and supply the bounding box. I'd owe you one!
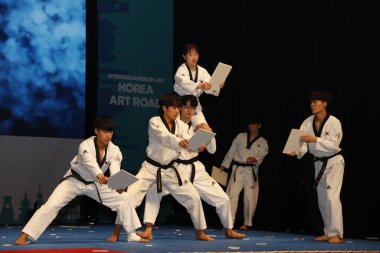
[173,63,220,126]
[297,114,344,238]
[21,136,141,242]
[143,123,233,229]
[116,115,207,230]
[221,132,269,227]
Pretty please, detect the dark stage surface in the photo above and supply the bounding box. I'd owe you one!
[1,224,379,253]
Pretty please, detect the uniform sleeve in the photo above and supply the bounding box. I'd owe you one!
[255,139,269,166]
[297,120,309,159]
[206,137,216,154]
[199,67,219,97]
[149,117,183,152]
[108,145,123,176]
[313,120,342,153]
[221,134,240,168]
[204,88,220,97]
[78,142,103,179]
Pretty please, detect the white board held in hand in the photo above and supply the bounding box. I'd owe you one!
[211,166,228,186]
[282,128,307,154]
[210,62,232,91]
[187,128,216,152]
[108,170,139,189]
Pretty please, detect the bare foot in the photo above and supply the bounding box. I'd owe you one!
[314,235,331,241]
[139,237,150,243]
[136,230,153,240]
[239,225,248,230]
[107,224,121,242]
[328,236,343,244]
[195,231,215,241]
[127,232,150,243]
[225,229,246,239]
[106,233,119,242]
[15,232,29,245]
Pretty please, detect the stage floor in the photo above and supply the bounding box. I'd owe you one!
[1,224,379,253]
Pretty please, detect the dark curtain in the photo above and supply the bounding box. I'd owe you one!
[174,0,380,238]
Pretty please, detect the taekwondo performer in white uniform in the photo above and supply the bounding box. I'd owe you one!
[107,93,213,242]
[286,90,344,244]
[15,116,144,245]
[173,42,225,126]
[136,95,247,241]
[220,118,269,230]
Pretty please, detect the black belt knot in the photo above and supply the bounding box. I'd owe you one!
[231,160,257,182]
[175,156,199,183]
[313,151,342,189]
[145,157,183,193]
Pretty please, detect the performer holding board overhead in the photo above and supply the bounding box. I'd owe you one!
[173,42,228,126]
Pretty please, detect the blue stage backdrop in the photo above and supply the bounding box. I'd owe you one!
[0,0,86,138]
[97,0,173,173]
[0,0,86,225]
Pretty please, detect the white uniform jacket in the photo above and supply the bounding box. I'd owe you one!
[65,136,122,181]
[173,63,219,112]
[179,123,216,161]
[145,116,190,167]
[221,133,268,169]
[297,115,343,166]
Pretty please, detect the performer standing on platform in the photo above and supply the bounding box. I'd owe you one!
[15,116,144,245]
[136,95,246,241]
[107,93,213,242]
[173,42,225,126]
[220,118,269,230]
[286,90,344,244]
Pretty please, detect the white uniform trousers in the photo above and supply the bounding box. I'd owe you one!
[22,177,141,241]
[226,165,259,227]
[315,160,344,238]
[143,185,168,225]
[119,161,207,230]
[143,163,233,229]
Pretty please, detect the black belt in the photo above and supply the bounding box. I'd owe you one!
[145,157,183,193]
[313,151,342,189]
[231,160,257,182]
[175,156,199,183]
[60,169,102,203]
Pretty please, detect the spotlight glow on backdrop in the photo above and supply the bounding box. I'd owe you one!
[0,0,86,138]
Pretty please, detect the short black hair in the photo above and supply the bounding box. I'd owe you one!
[249,117,262,125]
[183,42,199,55]
[309,90,332,103]
[180,94,198,107]
[159,93,181,108]
[158,93,181,114]
[93,115,115,131]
